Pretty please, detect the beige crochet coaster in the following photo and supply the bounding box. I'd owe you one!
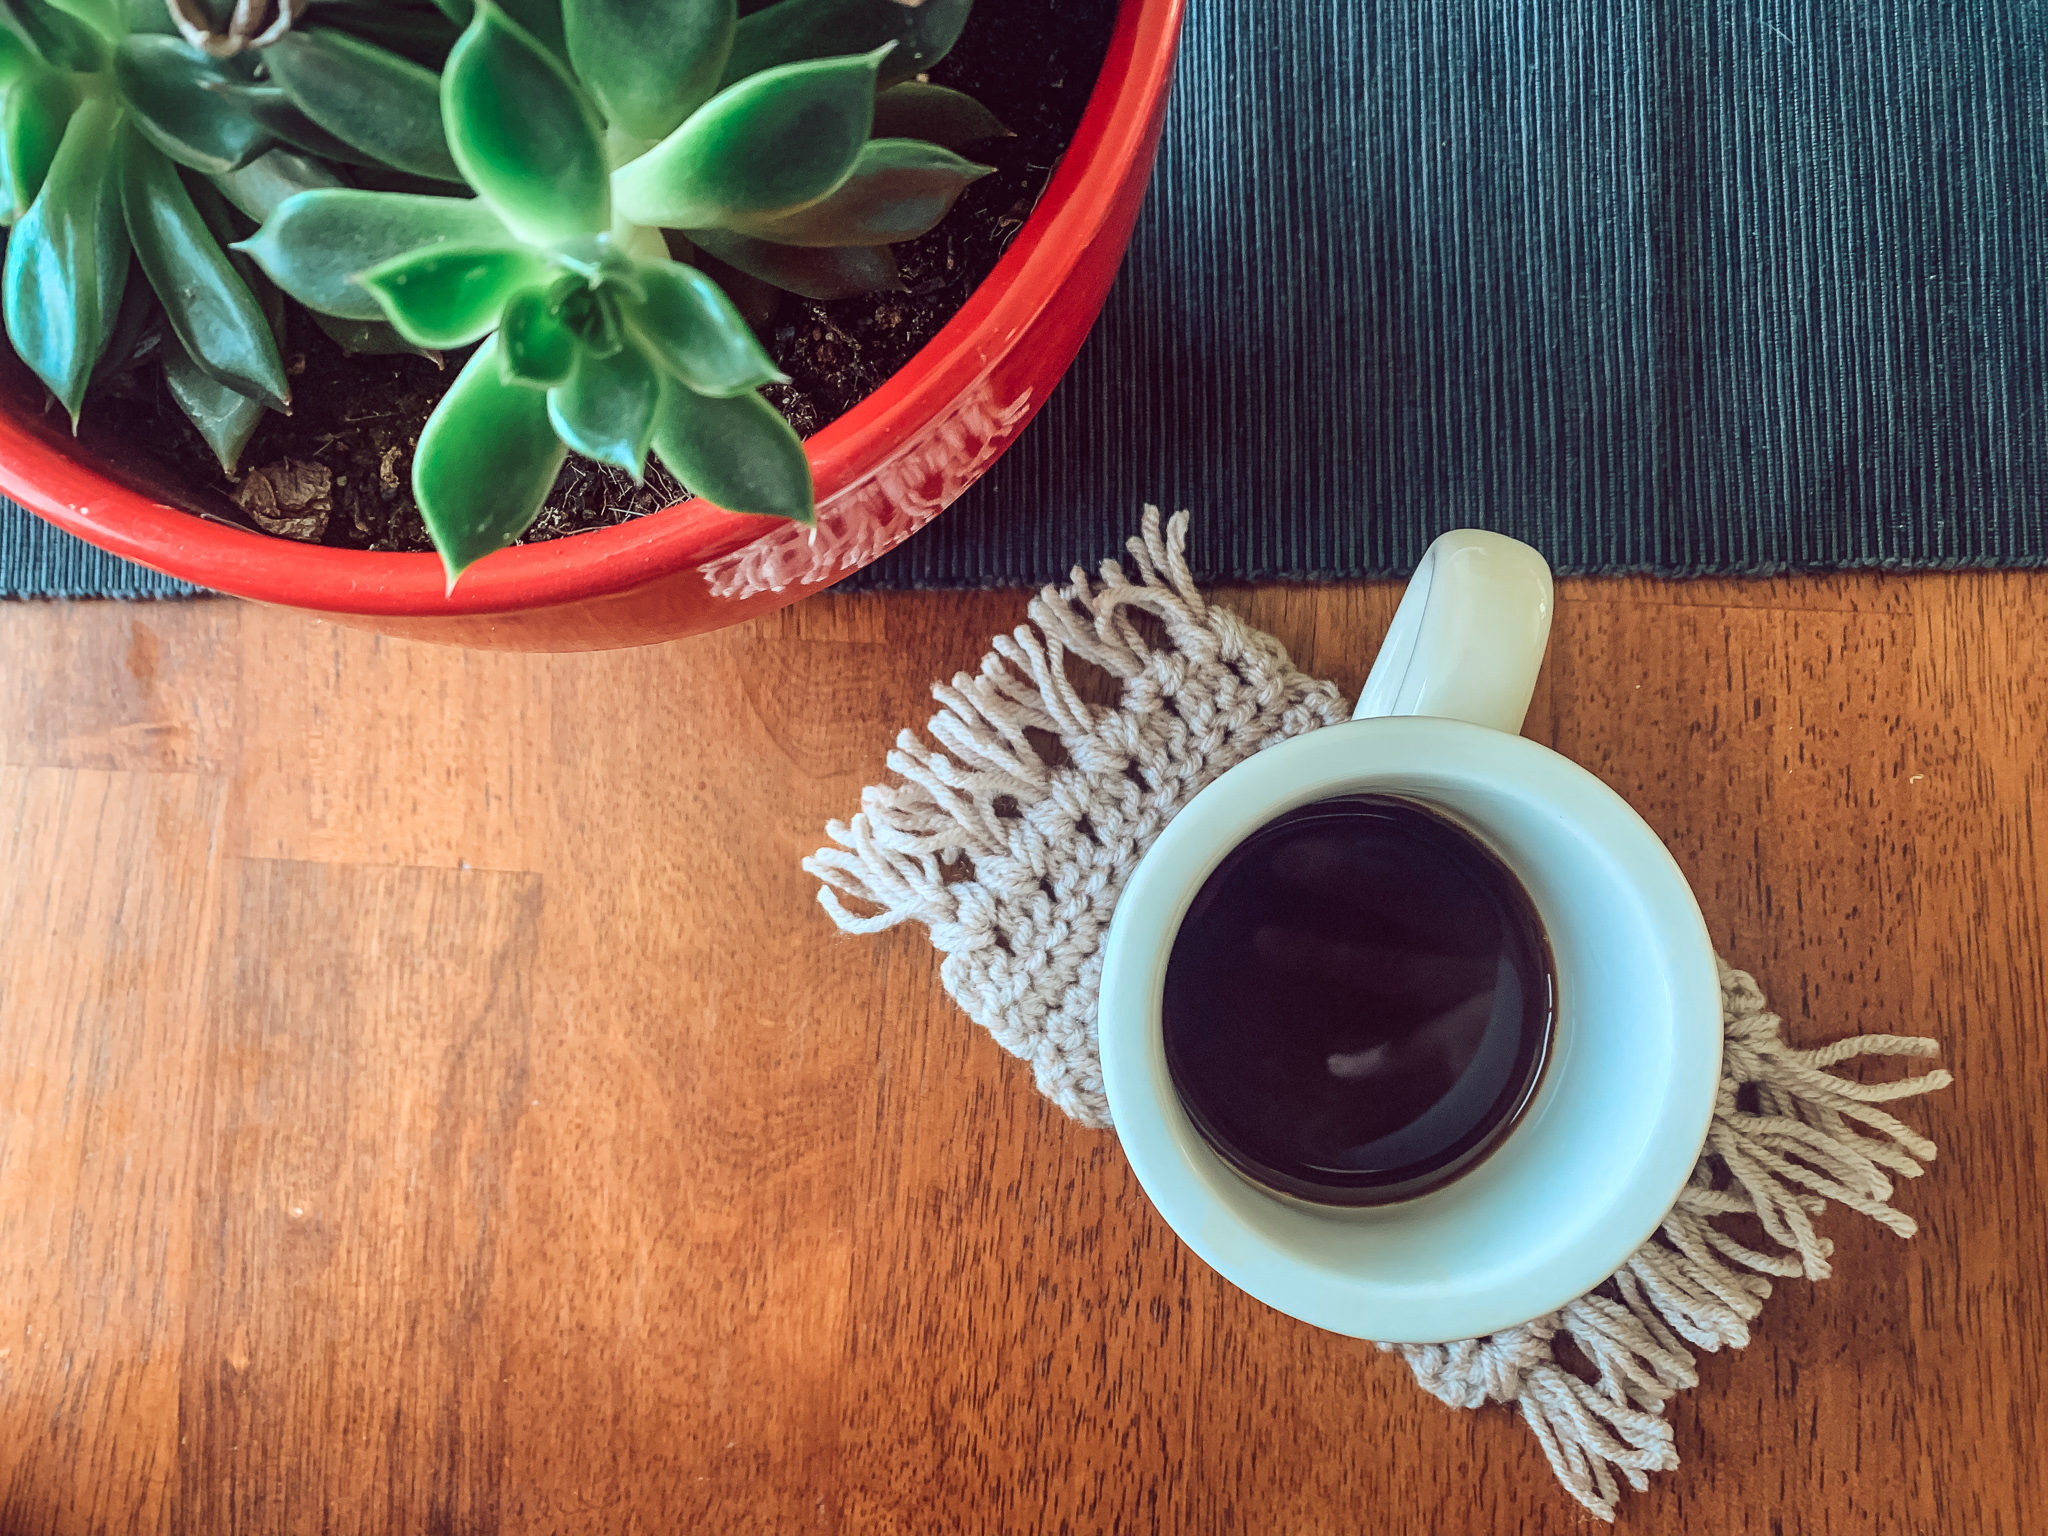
[805,511,1952,1520]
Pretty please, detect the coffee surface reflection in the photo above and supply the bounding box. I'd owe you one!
[1162,795,1554,1205]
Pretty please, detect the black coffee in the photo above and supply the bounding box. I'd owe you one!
[1163,795,1553,1205]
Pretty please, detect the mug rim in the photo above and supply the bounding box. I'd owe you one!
[1099,716,1723,1343]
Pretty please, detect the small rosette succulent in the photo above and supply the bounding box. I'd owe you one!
[240,0,997,586]
[0,0,464,472]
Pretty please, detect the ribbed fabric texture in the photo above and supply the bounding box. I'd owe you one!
[7,1,2045,598]
[1,502,194,598]
[847,0,2048,587]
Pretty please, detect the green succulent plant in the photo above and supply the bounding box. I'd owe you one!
[239,0,999,587]
[0,0,463,471]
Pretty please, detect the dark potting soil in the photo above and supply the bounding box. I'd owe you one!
[91,0,1123,552]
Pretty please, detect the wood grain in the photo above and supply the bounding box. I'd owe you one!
[0,570,2036,1534]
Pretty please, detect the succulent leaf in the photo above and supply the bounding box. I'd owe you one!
[304,0,462,68]
[236,189,512,320]
[310,309,436,358]
[0,66,72,222]
[722,0,970,90]
[160,232,283,475]
[115,35,275,175]
[180,153,248,246]
[443,1,608,243]
[83,247,150,384]
[121,133,289,408]
[209,146,344,223]
[427,0,565,58]
[869,82,1007,151]
[165,336,267,474]
[264,27,460,182]
[733,137,988,247]
[611,47,882,230]
[118,0,176,36]
[134,120,325,464]
[563,0,733,142]
[235,86,385,170]
[190,167,295,374]
[40,0,118,41]
[652,382,811,522]
[683,223,898,299]
[2,94,127,423]
[0,25,31,82]
[0,0,109,72]
[541,273,623,357]
[687,246,778,329]
[413,332,567,586]
[497,284,573,384]
[355,240,549,347]
[546,337,658,477]
[619,258,778,397]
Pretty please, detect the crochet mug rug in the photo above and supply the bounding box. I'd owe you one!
[804,511,1952,1521]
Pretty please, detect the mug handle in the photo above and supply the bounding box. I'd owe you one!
[1352,530,1555,734]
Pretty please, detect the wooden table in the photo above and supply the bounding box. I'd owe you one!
[0,571,2038,1534]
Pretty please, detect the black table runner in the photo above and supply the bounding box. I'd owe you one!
[9,1,2047,598]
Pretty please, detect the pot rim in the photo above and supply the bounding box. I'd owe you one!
[0,0,1183,616]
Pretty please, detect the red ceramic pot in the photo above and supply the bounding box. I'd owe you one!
[0,0,1185,652]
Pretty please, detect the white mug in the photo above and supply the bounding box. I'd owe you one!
[1098,531,1723,1344]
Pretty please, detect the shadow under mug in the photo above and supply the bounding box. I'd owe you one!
[1098,531,1724,1344]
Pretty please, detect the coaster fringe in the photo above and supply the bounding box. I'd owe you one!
[1392,961,1949,1520]
[806,509,1348,1125]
